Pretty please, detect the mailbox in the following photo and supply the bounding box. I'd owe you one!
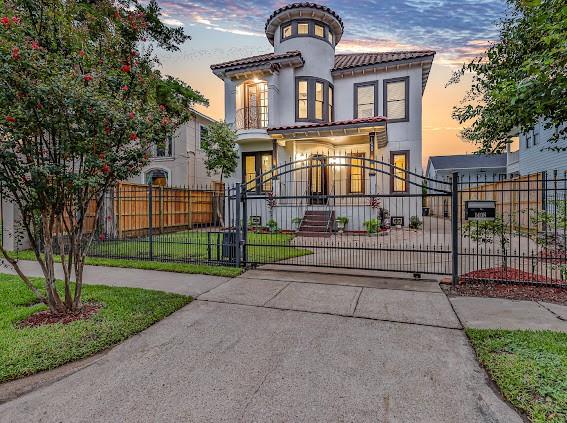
[465,200,496,221]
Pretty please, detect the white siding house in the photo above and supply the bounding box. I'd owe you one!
[508,119,567,177]
[210,3,435,229]
[426,154,508,184]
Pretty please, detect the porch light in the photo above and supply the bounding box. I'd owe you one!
[294,153,307,161]
[252,77,261,84]
[329,157,345,165]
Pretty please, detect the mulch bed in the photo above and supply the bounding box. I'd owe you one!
[446,281,567,305]
[18,303,102,328]
[460,267,563,285]
[538,249,567,265]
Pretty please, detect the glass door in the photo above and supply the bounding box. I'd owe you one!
[308,155,328,205]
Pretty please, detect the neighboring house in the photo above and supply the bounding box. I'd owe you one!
[507,119,567,178]
[129,109,217,187]
[210,2,435,229]
[425,154,508,184]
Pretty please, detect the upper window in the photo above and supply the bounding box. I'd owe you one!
[525,133,532,148]
[384,77,409,122]
[391,151,409,193]
[354,83,377,118]
[328,85,334,121]
[156,135,173,157]
[145,169,168,186]
[296,77,333,122]
[199,125,208,149]
[279,20,335,45]
[315,81,324,120]
[282,24,292,39]
[297,80,308,119]
[297,22,309,35]
[532,129,539,146]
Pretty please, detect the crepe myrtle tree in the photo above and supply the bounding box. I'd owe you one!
[0,0,207,315]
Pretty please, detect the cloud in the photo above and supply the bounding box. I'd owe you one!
[160,17,184,27]
[157,0,508,63]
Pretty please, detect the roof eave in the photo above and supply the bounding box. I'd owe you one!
[212,56,304,80]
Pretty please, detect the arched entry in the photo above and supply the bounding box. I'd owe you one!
[145,168,168,186]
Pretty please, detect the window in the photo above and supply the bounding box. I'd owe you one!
[525,132,532,148]
[199,125,208,149]
[145,169,168,186]
[282,24,292,39]
[328,85,334,121]
[533,129,539,146]
[348,153,365,193]
[391,151,409,193]
[297,79,308,119]
[315,81,324,120]
[279,20,334,45]
[242,151,273,193]
[155,135,173,157]
[296,77,333,122]
[384,77,409,122]
[354,83,377,118]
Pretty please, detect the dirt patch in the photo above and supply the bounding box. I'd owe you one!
[460,267,564,285]
[18,303,102,328]
[444,282,567,305]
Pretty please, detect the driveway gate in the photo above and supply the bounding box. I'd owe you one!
[228,156,457,280]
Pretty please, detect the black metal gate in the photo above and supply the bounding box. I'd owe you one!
[230,156,456,278]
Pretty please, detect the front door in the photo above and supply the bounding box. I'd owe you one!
[308,155,328,205]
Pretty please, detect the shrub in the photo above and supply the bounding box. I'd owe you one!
[409,216,423,230]
[363,218,381,234]
[266,219,278,233]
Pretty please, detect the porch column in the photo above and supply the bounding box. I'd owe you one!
[1,199,30,251]
[267,71,279,127]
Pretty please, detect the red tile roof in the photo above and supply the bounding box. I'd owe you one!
[333,51,435,72]
[268,116,387,133]
[211,51,302,71]
[265,3,344,30]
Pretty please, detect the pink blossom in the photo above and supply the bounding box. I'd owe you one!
[128,111,135,119]
[5,116,16,123]
[31,41,40,50]
[83,74,93,82]
[121,64,131,73]
[130,132,138,141]
[11,47,20,60]
[1,17,10,28]
[121,85,129,91]
[11,16,21,25]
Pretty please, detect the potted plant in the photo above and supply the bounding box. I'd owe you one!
[409,216,423,230]
[291,217,302,231]
[336,216,349,233]
[266,218,279,233]
[363,218,381,236]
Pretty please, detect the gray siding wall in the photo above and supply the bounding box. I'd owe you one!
[518,120,567,176]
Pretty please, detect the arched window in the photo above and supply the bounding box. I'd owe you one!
[145,169,168,186]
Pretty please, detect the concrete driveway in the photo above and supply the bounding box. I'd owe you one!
[0,269,522,423]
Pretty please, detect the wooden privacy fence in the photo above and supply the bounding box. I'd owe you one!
[109,182,225,237]
[58,182,224,238]
[428,173,546,231]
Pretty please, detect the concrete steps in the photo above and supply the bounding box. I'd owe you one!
[297,210,334,238]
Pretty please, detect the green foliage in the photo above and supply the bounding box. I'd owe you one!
[200,121,238,181]
[336,216,349,226]
[462,217,511,269]
[291,217,302,227]
[409,216,422,230]
[363,218,381,234]
[0,0,206,312]
[467,328,567,423]
[451,0,567,152]
[266,218,278,233]
[0,274,191,382]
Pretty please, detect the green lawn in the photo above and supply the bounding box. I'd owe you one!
[11,231,310,275]
[467,329,567,422]
[0,274,191,383]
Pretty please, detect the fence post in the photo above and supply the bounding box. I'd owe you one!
[242,186,248,266]
[148,183,154,261]
[235,183,241,268]
[159,186,164,234]
[451,172,459,286]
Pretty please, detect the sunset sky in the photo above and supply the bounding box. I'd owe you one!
[155,0,509,166]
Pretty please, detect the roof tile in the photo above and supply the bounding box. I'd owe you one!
[211,51,302,71]
[333,51,435,72]
[268,116,387,132]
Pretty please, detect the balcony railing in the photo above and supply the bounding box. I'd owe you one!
[235,106,268,130]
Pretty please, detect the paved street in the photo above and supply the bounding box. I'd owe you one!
[0,267,529,423]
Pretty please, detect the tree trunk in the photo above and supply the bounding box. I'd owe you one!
[216,172,225,228]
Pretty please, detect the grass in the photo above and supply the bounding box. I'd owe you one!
[0,273,191,383]
[466,328,567,422]
[10,231,310,276]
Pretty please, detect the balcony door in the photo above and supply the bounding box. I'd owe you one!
[308,155,328,205]
[244,81,268,129]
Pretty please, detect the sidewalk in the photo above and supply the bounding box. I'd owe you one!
[0,259,230,297]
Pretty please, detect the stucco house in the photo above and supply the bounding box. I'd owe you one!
[129,109,218,187]
[211,3,435,230]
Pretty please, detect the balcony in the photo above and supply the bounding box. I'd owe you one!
[235,106,268,130]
